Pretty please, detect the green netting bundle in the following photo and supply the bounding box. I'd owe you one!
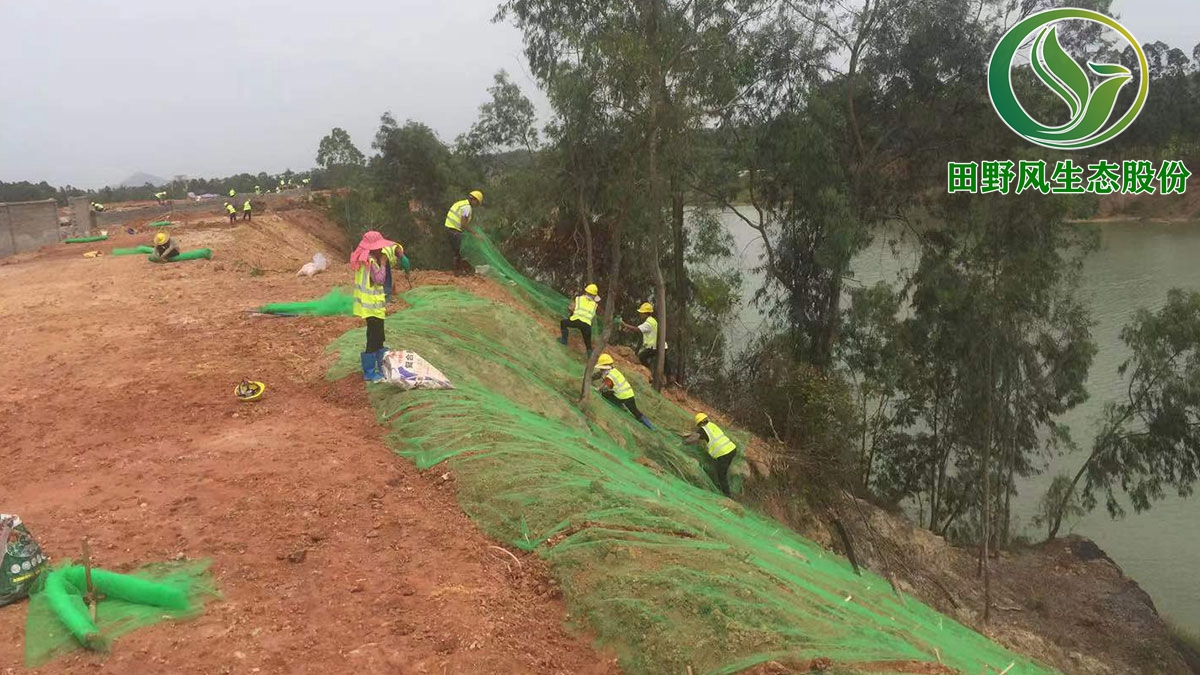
[327,281,1055,673]
[257,287,354,316]
[112,246,154,256]
[462,231,569,318]
[24,560,217,667]
[64,235,108,244]
[149,248,212,262]
[148,221,172,227]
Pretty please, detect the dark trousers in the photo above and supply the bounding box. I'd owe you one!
[242,211,251,221]
[712,451,736,496]
[365,317,385,352]
[602,391,643,419]
[228,213,237,224]
[637,347,675,376]
[448,229,467,272]
[560,319,593,351]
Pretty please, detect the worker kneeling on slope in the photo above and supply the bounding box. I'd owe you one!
[149,232,180,263]
[560,283,600,355]
[684,412,738,497]
[351,230,397,383]
[593,353,653,430]
[444,190,483,276]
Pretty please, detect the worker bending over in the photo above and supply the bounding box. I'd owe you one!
[224,202,237,224]
[560,283,600,355]
[444,190,483,276]
[91,202,105,212]
[620,302,671,372]
[228,188,237,199]
[684,413,738,496]
[351,231,397,382]
[154,191,168,205]
[242,199,252,221]
[381,242,411,303]
[593,354,653,429]
[150,232,180,263]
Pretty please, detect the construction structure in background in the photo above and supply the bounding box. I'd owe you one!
[0,199,58,258]
[323,233,1059,675]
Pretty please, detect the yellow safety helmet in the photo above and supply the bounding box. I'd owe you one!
[584,283,599,296]
[154,232,169,245]
[638,302,654,314]
[469,190,484,204]
[694,412,709,424]
[596,353,614,368]
[235,380,266,402]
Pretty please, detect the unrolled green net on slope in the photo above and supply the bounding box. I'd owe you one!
[327,286,1056,675]
[256,288,354,316]
[461,230,569,317]
[24,560,217,667]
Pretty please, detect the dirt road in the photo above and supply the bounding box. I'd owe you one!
[0,211,617,674]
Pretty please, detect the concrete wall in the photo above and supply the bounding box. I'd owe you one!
[0,199,58,258]
[68,196,95,237]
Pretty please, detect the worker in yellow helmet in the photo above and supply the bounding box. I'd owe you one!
[154,191,168,205]
[224,202,237,224]
[91,202,105,212]
[620,301,670,371]
[444,190,483,276]
[684,412,738,496]
[593,353,653,429]
[559,283,600,356]
[149,231,180,263]
[351,230,398,382]
[242,199,253,221]
[228,188,237,198]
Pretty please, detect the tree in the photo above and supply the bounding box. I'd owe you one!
[461,70,540,158]
[316,127,365,169]
[1047,289,1200,539]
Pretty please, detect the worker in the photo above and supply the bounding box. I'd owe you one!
[242,199,253,221]
[154,191,168,205]
[559,283,599,355]
[351,230,396,382]
[91,202,105,212]
[381,242,411,303]
[228,188,236,198]
[254,185,262,195]
[224,202,237,224]
[150,231,180,263]
[444,190,483,276]
[592,354,653,429]
[684,413,738,497]
[620,302,669,371]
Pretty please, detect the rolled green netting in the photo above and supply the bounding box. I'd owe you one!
[112,246,154,256]
[327,284,1058,675]
[25,561,216,667]
[462,231,569,317]
[257,287,354,316]
[64,235,109,244]
[149,220,172,227]
[149,248,213,262]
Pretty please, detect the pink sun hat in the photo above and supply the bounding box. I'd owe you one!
[351,230,398,269]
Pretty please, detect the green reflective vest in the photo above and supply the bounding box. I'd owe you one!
[702,422,736,459]
[353,263,386,319]
[606,367,635,400]
[571,295,598,326]
[444,199,471,231]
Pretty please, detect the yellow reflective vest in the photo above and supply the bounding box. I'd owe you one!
[641,316,658,349]
[444,199,471,231]
[605,367,635,400]
[225,203,236,214]
[243,200,252,212]
[571,295,598,326]
[701,421,736,459]
[353,263,386,319]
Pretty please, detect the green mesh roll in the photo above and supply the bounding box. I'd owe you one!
[41,570,98,647]
[257,288,354,316]
[148,248,212,262]
[112,246,154,256]
[64,235,108,244]
[59,567,189,611]
[148,220,172,227]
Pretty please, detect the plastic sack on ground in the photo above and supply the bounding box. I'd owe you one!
[297,252,329,277]
[1,515,48,607]
[380,350,454,390]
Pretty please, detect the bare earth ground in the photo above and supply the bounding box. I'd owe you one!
[0,211,618,674]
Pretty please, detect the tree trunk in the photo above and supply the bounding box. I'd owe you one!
[580,218,623,404]
[670,181,687,384]
[653,238,668,391]
[578,184,595,283]
[979,311,995,628]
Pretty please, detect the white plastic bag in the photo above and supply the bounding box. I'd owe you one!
[380,350,454,390]
[297,253,329,277]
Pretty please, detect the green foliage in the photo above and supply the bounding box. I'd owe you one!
[315,127,365,169]
[1033,474,1087,538]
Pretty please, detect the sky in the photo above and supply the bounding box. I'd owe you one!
[0,0,1195,189]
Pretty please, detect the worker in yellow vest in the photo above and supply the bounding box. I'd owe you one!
[91,202,105,212]
[593,353,653,429]
[620,302,670,371]
[381,242,411,302]
[684,412,738,496]
[559,283,600,355]
[444,190,483,276]
[255,185,262,195]
[154,191,168,205]
[224,202,237,224]
[150,231,180,263]
[351,231,397,382]
[242,199,252,221]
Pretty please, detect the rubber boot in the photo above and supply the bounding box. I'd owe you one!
[361,352,383,383]
[639,415,655,430]
[558,326,569,345]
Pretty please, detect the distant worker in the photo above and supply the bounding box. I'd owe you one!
[242,199,252,221]
[224,202,237,224]
[620,302,669,371]
[559,283,599,355]
[154,191,168,205]
[254,185,262,195]
[684,413,738,497]
[444,190,483,276]
[351,230,397,383]
[381,242,411,303]
[91,202,105,212]
[593,354,653,429]
[150,231,180,263]
[228,188,236,198]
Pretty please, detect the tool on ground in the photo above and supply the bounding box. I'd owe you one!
[235,380,266,402]
[81,538,102,622]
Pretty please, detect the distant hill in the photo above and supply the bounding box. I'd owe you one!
[116,172,168,188]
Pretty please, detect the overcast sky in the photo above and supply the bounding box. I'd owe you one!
[0,0,1195,189]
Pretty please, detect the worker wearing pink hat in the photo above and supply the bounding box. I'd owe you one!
[351,230,397,382]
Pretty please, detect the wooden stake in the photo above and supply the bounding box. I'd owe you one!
[82,537,98,622]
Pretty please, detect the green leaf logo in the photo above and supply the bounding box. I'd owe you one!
[988,8,1149,150]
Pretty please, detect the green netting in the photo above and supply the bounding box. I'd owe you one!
[149,221,172,227]
[327,272,1057,674]
[151,248,212,262]
[64,235,108,243]
[462,230,569,317]
[257,288,354,316]
[24,560,217,667]
[112,246,154,256]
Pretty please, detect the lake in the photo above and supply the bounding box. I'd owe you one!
[722,212,1200,630]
